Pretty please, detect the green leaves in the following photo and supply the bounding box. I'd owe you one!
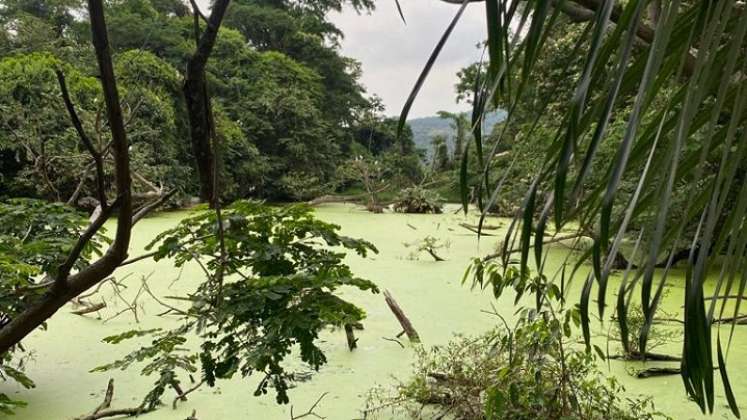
[105,201,378,405]
[397,0,471,138]
[436,0,747,415]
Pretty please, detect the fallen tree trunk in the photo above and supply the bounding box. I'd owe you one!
[608,351,681,362]
[636,367,681,378]
[307,194,365,206]
[383,290,420,343]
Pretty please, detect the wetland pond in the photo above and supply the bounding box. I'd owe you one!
[3,203,744,419]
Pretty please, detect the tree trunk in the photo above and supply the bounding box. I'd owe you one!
[383,290,421,343]
[344,324,357,351]
[0,0,133,354]
[183,0,231,206]
[183,76,215,204]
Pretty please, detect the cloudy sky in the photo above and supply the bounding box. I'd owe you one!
[329,1,487,118]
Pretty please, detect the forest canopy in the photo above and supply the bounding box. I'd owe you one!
[0,0,421,204]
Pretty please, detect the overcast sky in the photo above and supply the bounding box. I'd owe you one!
[330,1,487,118]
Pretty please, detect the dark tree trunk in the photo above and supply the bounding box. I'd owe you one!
[183,0,231,206]
[183,76,215,204]
[0,0,133,354]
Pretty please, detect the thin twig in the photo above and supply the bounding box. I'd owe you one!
[172,379,205,409]
[382,337,405,348]
[290,392,329,420]
[56,68,107,208]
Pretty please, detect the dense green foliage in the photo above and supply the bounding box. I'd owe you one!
[0,0,423,203]
[422,0,747,415]
[0,198,108,412]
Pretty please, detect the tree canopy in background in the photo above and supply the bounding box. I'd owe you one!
[0,0,423,204]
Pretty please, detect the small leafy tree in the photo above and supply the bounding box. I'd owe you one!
[95,201,379,408]
[339,156,388,212]
[430,134,450,172]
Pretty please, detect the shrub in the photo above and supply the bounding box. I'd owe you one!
[393,186,443,214]
[366,260,670,420]
[369,317,668,420]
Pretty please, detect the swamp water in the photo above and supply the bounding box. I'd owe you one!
[2,203,744,419]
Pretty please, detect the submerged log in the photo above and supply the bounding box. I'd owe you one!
[307,194,364,206]
[608,351,681,362]
[344,324,358,351]
[71,301,106,315]
[459,223,496,236]
[636,367,681,378]
[383,290,420,343]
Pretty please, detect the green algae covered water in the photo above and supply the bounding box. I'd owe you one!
[2,203,743,419]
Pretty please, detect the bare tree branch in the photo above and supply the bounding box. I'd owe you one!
[74,379,154,420]
[55,196,120,286]
[188,0,209,23]
[132,189,176,225]
[0,0,133,355]
[56,69,108,209]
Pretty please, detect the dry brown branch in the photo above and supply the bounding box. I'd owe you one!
[382,336,405,348]
[383,290,421,343]
[290,392,329,420]
[132,189,176,225]
[56,69,107,208]
[70,301,106,316]
[103,279,146,323]
[74,379,154,420]
[56,197,120,286]
[172,379,205,409]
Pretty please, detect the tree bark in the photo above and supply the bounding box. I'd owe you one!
[344,324,358,351]
[383,290,421,343]
[183,0,231,206]
[0,0,133,355]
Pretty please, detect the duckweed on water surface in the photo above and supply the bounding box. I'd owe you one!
[3,204,743,419]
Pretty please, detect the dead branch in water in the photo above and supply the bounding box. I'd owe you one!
[427,248,445,261]
[74,379,155,420]
[382,336,405,348]
[71,301,106,316]
[344,324,358,351]
[290,392,329,419]
[173,379,205,409]
[383,290,420,343]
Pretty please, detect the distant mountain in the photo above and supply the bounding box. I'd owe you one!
[407,110,507,159]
